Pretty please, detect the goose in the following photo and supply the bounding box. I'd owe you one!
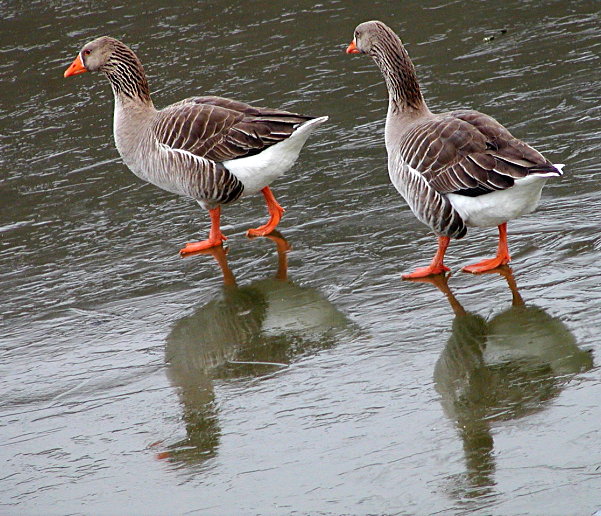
[346,21,563,278]
[64,36,327,254]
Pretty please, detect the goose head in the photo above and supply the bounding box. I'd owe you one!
[64,36,151,103]
[346,20,425,112]
[64,36,137,77]
[346,20,398,55]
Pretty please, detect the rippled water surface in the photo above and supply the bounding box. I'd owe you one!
[1,1,600,514]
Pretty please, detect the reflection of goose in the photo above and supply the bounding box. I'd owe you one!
[161,234,353,464]
[413,270,593,498]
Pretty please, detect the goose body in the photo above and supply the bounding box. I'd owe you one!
[64,37,327,254]
[347,21,563,277]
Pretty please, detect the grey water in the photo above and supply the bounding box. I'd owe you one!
[1,0,600,514]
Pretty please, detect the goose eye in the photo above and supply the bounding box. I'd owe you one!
[83,49,91,56]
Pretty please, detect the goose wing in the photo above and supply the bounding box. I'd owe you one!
[154,96,314,162]
[401,110,561,198]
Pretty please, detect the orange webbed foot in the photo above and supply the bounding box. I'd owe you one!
[246,225,279,238]
[181,205,227,256]
[461,255,510,274]
[463,222,512,274]
[246,204,285,237]
[179,235,226,256]
[402,236,451,279]
[402,264,450,279]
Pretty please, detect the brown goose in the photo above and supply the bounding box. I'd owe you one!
[346,21,563,278]
[64,37,327,254]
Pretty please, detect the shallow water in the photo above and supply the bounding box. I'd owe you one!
[1,0,600,514]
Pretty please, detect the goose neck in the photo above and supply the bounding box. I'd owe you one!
[372,42,426,113]
[104,58,153,107]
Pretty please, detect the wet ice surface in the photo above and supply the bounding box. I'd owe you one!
[1,1,600,514]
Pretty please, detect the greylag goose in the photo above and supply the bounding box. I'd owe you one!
[346,21,563,277]
[64,37,327,254]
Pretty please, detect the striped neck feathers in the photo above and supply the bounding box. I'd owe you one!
[370,31,425,113]
[102,42,152,106]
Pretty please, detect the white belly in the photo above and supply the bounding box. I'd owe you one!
[223,116,328,196]
[447,175,548,228]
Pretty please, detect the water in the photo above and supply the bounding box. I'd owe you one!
[1,0,600,514]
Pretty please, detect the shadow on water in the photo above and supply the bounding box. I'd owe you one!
[411,269,593,503]
[160,233,355,466]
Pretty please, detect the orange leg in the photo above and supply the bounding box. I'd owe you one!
[402,236,451,279]
[462,222,511,274]
[179,206,227,255]
[246,187,285,237]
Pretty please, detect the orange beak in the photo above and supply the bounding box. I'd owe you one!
[346,40,360,54]
[64,54,87,78]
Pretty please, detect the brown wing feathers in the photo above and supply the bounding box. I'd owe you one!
[156,96,315,162]
[403,110,559,198]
